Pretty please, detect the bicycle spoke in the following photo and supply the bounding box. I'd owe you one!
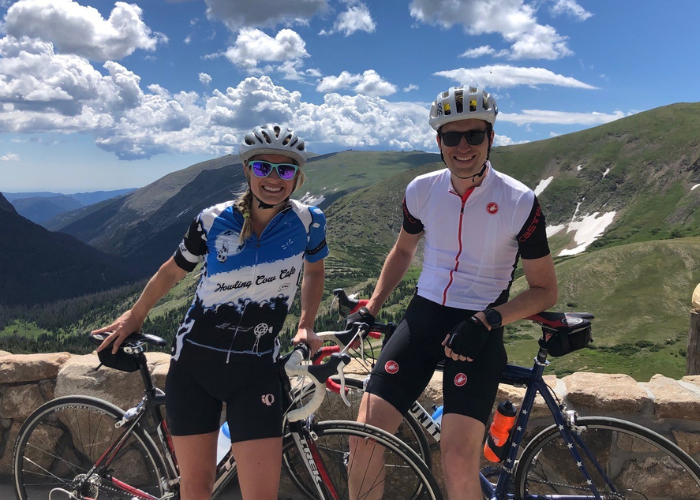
[516,418,700,500]
[14,397,167,500]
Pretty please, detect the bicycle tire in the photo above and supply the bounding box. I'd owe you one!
[514,416,700,500]
[280,420,443,500]
[13,395,170,500]
[295,376,433,468]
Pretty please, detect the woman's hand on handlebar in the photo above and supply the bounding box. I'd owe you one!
[91,310,144,354]
[293,327,323,356]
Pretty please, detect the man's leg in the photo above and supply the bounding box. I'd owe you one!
[347,393,404,500]
[440,413,486,500]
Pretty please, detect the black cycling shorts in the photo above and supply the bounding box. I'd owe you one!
[366,293,507,425]
[165,343,283,443]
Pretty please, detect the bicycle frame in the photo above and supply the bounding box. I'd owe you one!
[82,356,343,500]
[484,360,612,500]
[403,358,621,500]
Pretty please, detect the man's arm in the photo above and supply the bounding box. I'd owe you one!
[365,228,423,316]
[474,253,558,329]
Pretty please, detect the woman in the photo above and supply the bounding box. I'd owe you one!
[94,124,328,500]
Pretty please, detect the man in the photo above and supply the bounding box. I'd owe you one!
[348,86,558,499]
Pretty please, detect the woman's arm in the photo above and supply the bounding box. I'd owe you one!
[92,256,188,353]
[293,258,325,354]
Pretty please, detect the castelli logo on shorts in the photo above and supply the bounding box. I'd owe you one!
[454,373,468,387]
[487,202,499,214]
[261,394,275,406]
[385,361,399,374]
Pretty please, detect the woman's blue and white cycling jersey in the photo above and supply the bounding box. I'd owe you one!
[171,199,328,363]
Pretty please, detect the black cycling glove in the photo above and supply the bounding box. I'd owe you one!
[345,306,376,329]
[445,316,490,360]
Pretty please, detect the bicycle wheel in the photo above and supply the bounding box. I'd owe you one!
[295,376,432,468]
[280,420,443,500]
[13,396,168,500]
[514,416,700,500]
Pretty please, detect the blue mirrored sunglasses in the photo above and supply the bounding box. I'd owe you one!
[249,161,298,180]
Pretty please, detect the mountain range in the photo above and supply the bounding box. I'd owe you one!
[0,193,139,306]
[5,189,135,225]
[38,103,700,282]
[1,102,699,379]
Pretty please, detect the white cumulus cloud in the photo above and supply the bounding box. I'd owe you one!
[3,0,167,62]
[434,65,597,89]
[320,3,376,36]
[409,0,588,60]
[460,45,496,58]
[500,109,629,126]
[550,0,594,21]
[317,70,397,96]
[204,0,328,30]
[224,28,309,70]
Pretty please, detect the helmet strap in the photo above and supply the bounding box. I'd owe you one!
[439,124,493,184]
[450,162,488,183]
[251,191,290,209]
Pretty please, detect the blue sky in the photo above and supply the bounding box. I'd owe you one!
[1,0,699,193]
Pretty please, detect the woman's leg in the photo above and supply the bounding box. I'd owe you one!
[232,437,283,500]
[172,431,218,500]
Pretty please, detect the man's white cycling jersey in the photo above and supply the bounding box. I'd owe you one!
[171,199,328,362]
[402,162,549,310]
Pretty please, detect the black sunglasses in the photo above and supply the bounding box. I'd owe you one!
[440,129,488,147]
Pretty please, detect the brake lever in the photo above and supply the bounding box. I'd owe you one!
[336,361,351,407]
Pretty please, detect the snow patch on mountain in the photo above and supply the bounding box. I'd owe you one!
[558,211,617,256]
[300,192,326,206]
[534,176,554,196]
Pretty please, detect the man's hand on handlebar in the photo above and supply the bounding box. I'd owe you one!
[345,306,376,330]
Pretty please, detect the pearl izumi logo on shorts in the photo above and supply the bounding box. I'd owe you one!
[385,361,399,374]
[487,202,499,214]
[454,373,467,387]
[261,394,275,406]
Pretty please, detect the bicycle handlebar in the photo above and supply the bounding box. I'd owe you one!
[284,343,352,422]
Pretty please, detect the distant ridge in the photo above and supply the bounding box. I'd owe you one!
[0,193,139,306]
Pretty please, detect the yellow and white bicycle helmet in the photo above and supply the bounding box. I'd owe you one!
[429,86,498,131]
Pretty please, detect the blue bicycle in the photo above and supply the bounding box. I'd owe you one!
[319,289,700,500]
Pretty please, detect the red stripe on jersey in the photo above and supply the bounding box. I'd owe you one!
[443,188,475,305]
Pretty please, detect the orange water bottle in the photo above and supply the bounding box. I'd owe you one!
[484,400,517,462]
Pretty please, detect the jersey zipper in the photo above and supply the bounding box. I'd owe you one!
[442,188,475,306]
[225,209,284,362]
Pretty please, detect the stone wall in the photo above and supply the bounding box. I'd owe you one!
[1,351,699,477]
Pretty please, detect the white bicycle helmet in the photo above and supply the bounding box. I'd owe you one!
[429,86,498,131]
[239,124,307,167]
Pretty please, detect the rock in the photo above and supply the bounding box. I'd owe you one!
[643,374,700,420]
[0,383,47,420]
[0,421,21,476]
[0,352,71,384]
[670,429,700,455]
[54,352,170,411]
[563,372,651,414]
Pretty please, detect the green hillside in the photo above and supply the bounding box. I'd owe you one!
[2,102,700,382]
[504,237,700,380]
[492,102,700,250]
[3,237,698,382]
